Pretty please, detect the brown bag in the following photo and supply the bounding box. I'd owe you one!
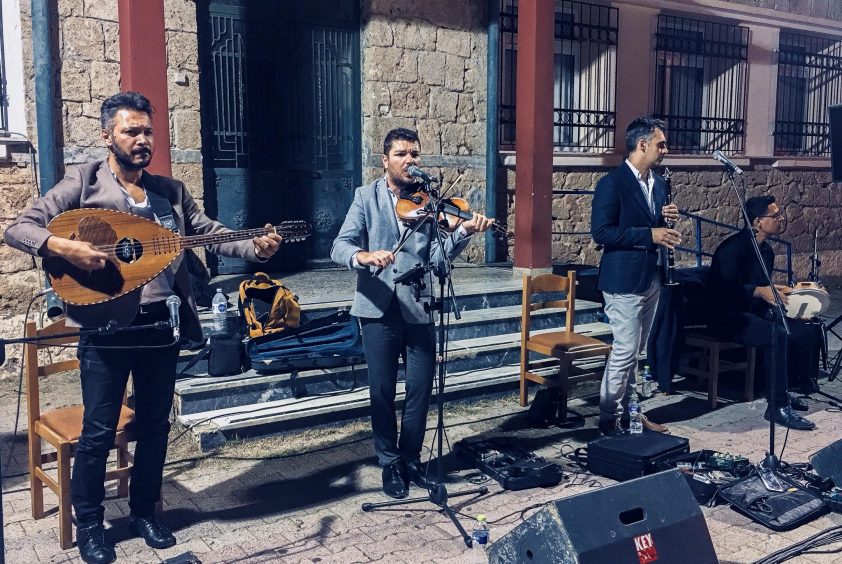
[238,272,300,338]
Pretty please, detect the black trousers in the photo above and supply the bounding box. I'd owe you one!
[360,297,435,467]
[73,302,180,526]
[713,312,819,407]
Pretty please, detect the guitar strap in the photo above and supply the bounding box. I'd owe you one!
[146,190,179,234]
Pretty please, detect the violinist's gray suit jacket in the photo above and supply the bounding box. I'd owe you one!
[330,177,471,324]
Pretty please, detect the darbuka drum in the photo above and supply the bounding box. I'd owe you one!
[785,282,830,319]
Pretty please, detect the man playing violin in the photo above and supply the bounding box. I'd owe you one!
[708,195,819,431]
[331,127,493,499]
[5,91,281,563]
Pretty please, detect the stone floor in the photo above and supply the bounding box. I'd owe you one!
[2,278,842,563]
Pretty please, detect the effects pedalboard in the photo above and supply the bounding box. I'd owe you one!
[704,452,750,473]
[455,438,563,491]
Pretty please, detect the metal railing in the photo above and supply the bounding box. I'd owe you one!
[653,14,749,154]
[774,31,842,157]
[551,189,794,283]
[681,211,793,283]
[499,0,618,152]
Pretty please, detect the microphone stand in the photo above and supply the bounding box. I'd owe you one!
[361,178,487,548]
[0,319,173,564]
[722,170,789,472]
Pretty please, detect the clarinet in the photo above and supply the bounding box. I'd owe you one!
[663,167,679,286]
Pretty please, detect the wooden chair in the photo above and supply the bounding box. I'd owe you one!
[519,271,611,420]
[682,330,756,409]
[25,319,136,549]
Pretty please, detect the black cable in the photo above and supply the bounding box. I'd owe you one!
[752,525,842,564]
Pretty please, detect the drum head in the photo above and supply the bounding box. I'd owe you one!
[786,287,830,319]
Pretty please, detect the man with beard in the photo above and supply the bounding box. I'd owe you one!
[708,196,818,430]
[591,116,679,435]
[331,128,493,498]
[5,91,282,563]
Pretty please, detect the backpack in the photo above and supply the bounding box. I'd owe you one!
[238,273,301,338]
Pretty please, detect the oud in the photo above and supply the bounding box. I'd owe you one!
[43,208,311,306]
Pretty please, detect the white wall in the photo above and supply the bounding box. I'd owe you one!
[2,0,26,136]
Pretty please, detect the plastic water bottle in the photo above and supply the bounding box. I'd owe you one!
[642,365,653,398]
[212,288,227,332]
[629,401,643,434]
[471,514,490,562]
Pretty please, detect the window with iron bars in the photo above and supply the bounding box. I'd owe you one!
[499,0,618,152]
[653,15,748,154]
[774,31,842,157]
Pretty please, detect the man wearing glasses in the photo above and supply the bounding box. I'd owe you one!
[708,195,819,430]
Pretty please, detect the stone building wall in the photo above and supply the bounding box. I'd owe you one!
[1,0,840,357]
[361,0,489,263]
[0,0,201,373]
[505,165,842,283]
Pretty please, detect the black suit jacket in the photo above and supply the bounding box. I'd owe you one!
[591,163,667,294]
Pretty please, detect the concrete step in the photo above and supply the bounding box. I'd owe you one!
[178,351,609,452]
[175,318,611,415]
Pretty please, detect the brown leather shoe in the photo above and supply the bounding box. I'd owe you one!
[640,414,669,434]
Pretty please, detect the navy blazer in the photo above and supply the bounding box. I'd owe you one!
[591,163,667,294]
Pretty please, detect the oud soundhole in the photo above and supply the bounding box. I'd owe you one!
[114,237,143,263]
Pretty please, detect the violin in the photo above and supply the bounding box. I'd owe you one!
[395,190,511,238]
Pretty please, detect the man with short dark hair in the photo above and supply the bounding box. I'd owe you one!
[708,195,818,430]
[331,127,493,499]
[591,116,680,435]
[5,91,282,563]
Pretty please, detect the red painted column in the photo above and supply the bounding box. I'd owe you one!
[118,0,172,177]
[513,0,555,271]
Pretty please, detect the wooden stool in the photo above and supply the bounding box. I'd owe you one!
[682,331,756,409]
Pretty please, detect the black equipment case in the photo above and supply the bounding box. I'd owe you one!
[246,309,364,374]
[588,432,690,481]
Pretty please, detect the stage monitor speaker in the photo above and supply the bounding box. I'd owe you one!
[488,470,718,564]
[829,104,842,183]
[810,439,842,486]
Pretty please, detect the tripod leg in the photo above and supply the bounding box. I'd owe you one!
[829,347,842,382]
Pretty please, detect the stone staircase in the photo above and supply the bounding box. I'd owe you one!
[173,265,611,451]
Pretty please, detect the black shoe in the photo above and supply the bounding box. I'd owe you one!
[764,405,816,431]
[406,459,433,489]
[129,514,176,549]
[381,462,408,499]
[76,522,116,564]
[788,394,809,412]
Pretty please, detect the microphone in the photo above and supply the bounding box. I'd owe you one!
[166,295,181,342]
[712,150,743,175]
[407,165,435,184]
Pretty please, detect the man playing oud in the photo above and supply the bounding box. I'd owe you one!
[5,91,281,564]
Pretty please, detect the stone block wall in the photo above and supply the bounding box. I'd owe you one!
[0,0,202,374]
[2,0,840,360]
[504,164,842,282]
[361,0,489,263]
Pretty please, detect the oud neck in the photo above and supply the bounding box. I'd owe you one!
[180,226,272,250]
